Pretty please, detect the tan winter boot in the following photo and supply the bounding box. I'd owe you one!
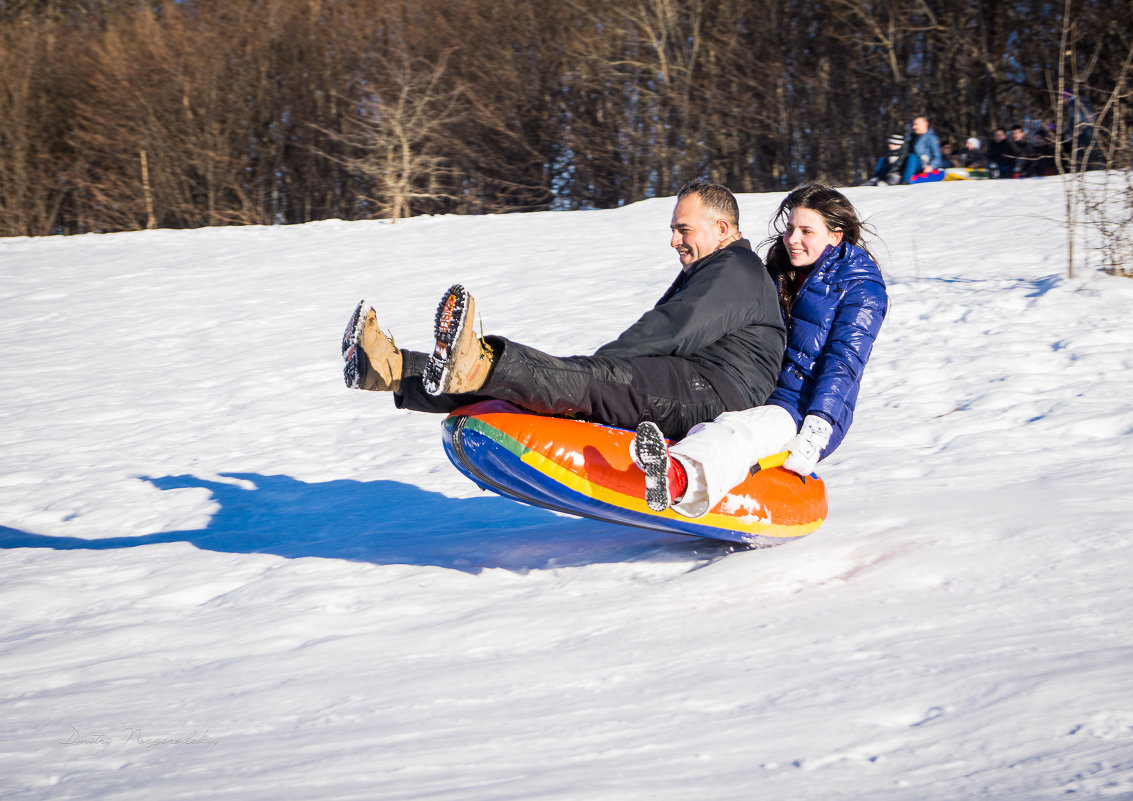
[342,301,402,392]
[423,284,494,395]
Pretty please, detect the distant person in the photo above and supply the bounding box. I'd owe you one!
[902,116,948,183]
[341,182,785,439]
[1030,127,1056,176]
[986,128,1019,178]
[941,140,961,168]
[632,184,888,516]
[959,137,989,169]
[1061,89,1096,168]
[1009,124,1033,177]
[864,133,907,186]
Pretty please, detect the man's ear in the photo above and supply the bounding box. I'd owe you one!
[716,218,731,239]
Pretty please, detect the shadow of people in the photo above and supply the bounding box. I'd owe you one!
[0,473,737,573]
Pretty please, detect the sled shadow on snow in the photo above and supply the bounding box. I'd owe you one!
[0,473,737,573]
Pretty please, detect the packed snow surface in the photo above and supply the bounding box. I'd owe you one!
[2,177,1132,799]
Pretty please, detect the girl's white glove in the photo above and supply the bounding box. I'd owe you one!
[783,414,833,476]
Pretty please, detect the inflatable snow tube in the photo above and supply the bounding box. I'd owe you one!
[909,168,946,183]
[943,167,991,181]
[441,401,828,546]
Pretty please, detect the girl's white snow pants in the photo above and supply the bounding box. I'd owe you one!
[668,404,799,518]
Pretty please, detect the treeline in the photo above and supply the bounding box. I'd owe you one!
[1,0,1130,235]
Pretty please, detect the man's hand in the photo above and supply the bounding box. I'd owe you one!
[783,414,833,476]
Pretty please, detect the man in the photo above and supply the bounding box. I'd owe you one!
[986,128,1018,178]
[342,182,785,438]
[902,116,948,183]
[1009,124,1033,177]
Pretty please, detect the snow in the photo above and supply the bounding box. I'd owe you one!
[2,176,1132,799]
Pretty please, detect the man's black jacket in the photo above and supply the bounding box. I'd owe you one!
[596,239,785,409]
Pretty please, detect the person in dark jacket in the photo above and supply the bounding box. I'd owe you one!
[1009,124,1034,177]
[986,128,1019,178]
[632,184,888,515]
[864,133,907,185]
[341,181,785,439]
[1029,127,1057,176]
[958,137,989,169]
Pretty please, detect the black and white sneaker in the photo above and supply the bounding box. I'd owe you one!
[422,284,472,395]
[634,421,673,512]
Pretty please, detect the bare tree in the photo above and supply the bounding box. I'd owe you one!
[1053,0,1133,277]
[320,50,464,221]
[0,16,77,235]
[5,0,1132,234]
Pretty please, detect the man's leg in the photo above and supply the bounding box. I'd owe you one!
[902,154,919,183]
[344,292,731,433]
[479,337,729,438]
[394,349,493,415]
[341,300,490,415]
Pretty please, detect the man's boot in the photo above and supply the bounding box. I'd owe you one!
[423,284,494,395]
[342,300,402,392]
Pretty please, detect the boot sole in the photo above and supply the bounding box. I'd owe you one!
[423,285,470,396]
[342,299,369,388]
[342,299,367,359]
[634,421,672,512]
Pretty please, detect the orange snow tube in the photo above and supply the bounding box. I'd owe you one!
[442,401,828,546]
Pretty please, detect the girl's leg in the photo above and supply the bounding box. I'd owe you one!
[668,405,798,518]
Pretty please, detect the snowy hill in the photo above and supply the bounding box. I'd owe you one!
[2,176,1132,799]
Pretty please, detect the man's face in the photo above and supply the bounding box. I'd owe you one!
[1011,128,1024,141]
[913,117,929,135]
[670,195,727,269]
[994,129,1007,142]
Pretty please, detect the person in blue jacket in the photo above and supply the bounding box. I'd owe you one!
[633,184,889,516]
[902,116,948,183]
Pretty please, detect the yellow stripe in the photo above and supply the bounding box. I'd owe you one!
[519,448,821,540]
[757,451,789,470]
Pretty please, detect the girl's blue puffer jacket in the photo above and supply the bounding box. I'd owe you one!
[766,241,888,458]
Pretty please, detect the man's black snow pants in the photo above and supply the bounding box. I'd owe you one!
[392,336,750,439]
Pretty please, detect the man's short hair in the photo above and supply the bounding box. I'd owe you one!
[677,181,739,228]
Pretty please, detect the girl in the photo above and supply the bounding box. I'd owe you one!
[634,184,888,516]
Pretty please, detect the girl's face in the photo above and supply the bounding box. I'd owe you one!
[783,207,843,268]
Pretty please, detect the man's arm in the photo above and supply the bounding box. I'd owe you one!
[595,252,772,359]
[928,133,947,169]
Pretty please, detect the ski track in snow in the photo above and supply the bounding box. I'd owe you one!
[1,177,1132,799]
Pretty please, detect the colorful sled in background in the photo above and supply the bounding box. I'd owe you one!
[909,168,945,184]
[441,401,828,547]
[943,167,991,180]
